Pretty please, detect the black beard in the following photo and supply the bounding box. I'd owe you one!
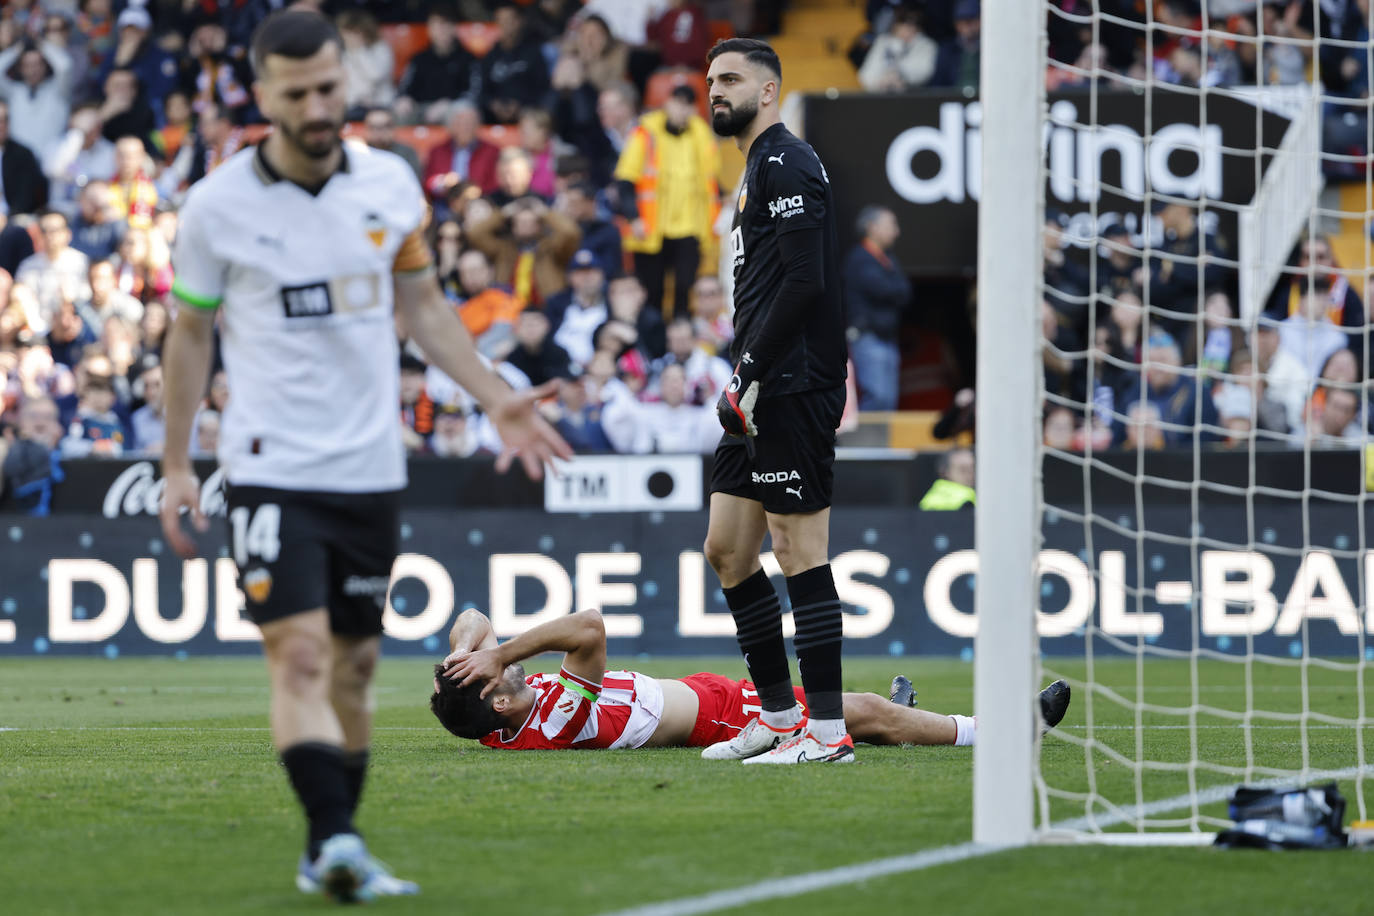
[711,99,757,137]
[279,119,342,160]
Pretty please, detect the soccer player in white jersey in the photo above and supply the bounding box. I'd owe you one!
[432,609,1071,755]
[157,10,571,904]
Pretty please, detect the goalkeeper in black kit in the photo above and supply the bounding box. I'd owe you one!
[699,38,877,764]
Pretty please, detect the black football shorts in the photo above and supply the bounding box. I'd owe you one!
[710,385,844,515]
[225,485,400,636]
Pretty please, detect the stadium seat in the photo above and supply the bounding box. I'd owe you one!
[380,23,429,84]
[644,68,710,117]
[456,22,500,57]
[477,124,521,148]
[708,19,734,45]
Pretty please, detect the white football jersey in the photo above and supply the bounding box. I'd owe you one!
[172,142,429,492]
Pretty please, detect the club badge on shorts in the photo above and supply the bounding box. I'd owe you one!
[242,567,274,605]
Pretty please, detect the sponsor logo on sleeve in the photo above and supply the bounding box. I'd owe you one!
[768,195,805,219]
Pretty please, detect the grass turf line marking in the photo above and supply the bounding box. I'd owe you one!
[599,764,1374,916]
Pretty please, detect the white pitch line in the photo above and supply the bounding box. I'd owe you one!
[599,764,1374,916]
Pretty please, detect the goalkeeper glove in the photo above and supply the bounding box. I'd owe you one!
[717,353,760,437]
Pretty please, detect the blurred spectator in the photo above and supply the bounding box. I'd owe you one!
[45,299,98,367]
[399,352,435,454]
[338,9,394,117]
[1043,210,1088,332]
[1121,400,1166,450]
[630,362,717,453]
[545,54,607,179]
[1266,234,1366,359]
[467,196,580,308]
[46,103,117,213]
[606,272,666,359]
[0,35,74,158]
[1094,222,1141,301]
[430,403,481,457]
[518,108,565,200]
[191,407,219,459]
[652,315,730,405]
[16,209,89,335]
[0,215,30,280]
[163,99,243,194]
[0,99,47,216]
[69,179,124,261]
[98,7,177,112]
[112,224,172,302]
[561,14,629,92]
[689,273,732,354]
[547,248,610,366]
[129,357,163,455]
[858,7,936,93]
[109,135,159,228]
[614,84,718,318]
[1254,320,1310,434]
[505,306,574,387]
[60,373,126,456]
[1302,384,1364,448]
[1213,347,1289,442]
[1,394,63,515]
[479,3,551,125]
[361,105,422,180]
[1041,298,1077,400]
[206,367,229,415]
[1277,279,1349,382]
[646,0,712,71]
[1144,200,1231,327]
[1043,405,1077,451]
[153,89,192,160]
[423,99,499,201]
[932,0,981,93]
[434,216,465,300]
[547,374,614,453]
[395,4,477,125]
[180,18,252,123]
[591,81,638,185]
[97,67,156,151]
[844,205,911,411]
[919,447,975,510]
[138,297,167,360]
[489,146,541,208]
[558,179,622,282]
[455,248,522,359]
[81,258,141,324]
[1118,330,1218,446]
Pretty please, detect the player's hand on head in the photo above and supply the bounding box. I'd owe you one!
[159,470,208,559]
[444,647,506,698]
[491,379,575,480]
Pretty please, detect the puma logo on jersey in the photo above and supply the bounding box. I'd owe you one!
[741,352,754,365]
[752,470,801,483]
[786,486,804,500]
[768,195,804,218]
[767,153,785,165]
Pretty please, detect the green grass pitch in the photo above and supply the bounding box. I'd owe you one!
[3,655,1373,915]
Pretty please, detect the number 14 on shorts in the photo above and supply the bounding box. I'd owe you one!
[230,503,282,565]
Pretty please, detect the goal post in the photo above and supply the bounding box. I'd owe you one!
[976,0,1374,846]
[972,0,1045,848]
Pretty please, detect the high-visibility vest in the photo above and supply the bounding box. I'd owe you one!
[618,111,720,255]
[919,478,976,511]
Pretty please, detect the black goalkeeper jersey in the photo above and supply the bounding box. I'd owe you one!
[728,122,847,397]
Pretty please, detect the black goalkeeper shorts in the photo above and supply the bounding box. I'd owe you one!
[225,485,399,636]
[709,386,844,515]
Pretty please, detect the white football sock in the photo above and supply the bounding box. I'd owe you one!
[950,714,977,747]
[807,716,847,744]
[760,704,805,731]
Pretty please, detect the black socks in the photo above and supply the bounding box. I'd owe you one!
[787,565,844,721]
[281,742,356,862]
[724,568,796,712]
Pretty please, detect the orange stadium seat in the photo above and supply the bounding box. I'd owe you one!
[477,124,521,148]
[644,68,710,117]
[456,22,500,57]
[380,23,429,83]
[708,19,734,45]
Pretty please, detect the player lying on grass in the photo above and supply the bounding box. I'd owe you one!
[429,609,1070,757]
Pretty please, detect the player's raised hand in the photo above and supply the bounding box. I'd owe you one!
[490,379,575,480]
[160,470,208,559]
[444,647,506,698]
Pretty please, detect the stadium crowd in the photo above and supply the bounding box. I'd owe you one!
[2,0,1369,512]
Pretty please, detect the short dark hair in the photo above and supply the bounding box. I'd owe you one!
[429,665,506,739]
[670,84,697,104]
[250,10,342,76]
[706,37,781,81]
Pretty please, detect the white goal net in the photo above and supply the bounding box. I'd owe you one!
[1013,0,1374,841]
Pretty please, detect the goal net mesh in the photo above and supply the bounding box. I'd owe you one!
[1034,0,1373,838]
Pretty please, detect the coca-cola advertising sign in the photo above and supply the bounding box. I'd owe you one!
[101,462,227,519]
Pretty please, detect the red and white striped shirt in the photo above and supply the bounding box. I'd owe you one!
[479,668,664,750]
